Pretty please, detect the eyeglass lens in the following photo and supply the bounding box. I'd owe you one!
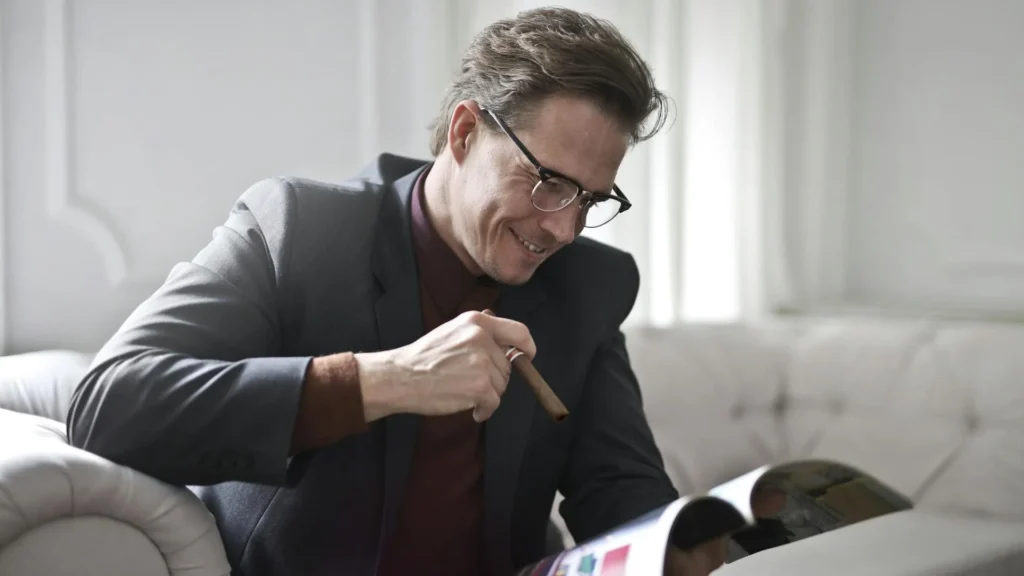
[531,177,620,228]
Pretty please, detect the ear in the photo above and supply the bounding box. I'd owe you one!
[447,100,483,165]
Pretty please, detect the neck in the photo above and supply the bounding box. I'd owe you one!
[423,156,483,276]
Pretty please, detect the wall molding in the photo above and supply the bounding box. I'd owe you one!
[644,0,685,326]
[943,254,1024,276]
[44,0,128,287]
[777,0,854,311]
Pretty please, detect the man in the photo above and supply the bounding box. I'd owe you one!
[67,7,777,576]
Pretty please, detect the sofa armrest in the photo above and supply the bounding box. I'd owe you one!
[0,409,230,575]
[719,510,1024,576]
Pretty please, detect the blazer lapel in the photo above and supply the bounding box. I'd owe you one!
[371,166,427,561]
[485,280,550,576]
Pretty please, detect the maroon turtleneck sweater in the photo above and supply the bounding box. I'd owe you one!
[289,166,497,575]
[377,165,499,574]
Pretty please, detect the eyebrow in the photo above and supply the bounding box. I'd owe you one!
[530,154,612,195]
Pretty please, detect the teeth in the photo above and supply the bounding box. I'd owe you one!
[512,230,545,253]
[521,239,543,253]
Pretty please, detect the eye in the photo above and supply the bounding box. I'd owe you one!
[531,176,579,211]
[579,195,621,228]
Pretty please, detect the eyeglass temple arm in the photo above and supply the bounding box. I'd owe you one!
[484,107,632,212]
[610,185,631,211]
[482,109,545,170]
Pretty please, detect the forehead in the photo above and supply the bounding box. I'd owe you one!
[510,95,629,191]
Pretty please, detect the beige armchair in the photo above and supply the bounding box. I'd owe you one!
[0,351,230,576]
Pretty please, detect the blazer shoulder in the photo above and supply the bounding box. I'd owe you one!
[233,152,427,228]
[541,236,640,327]
[222,175,386,285]
[235,174,386,233]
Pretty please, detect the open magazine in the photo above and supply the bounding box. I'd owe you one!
[516,459,914,576]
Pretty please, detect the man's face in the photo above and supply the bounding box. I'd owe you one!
[448,95,629,285]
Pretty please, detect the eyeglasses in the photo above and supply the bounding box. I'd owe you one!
[481,108,632,229]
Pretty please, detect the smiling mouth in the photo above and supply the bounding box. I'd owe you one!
[510,228,547,255]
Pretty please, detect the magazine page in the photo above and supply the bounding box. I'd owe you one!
[514,498,692,576]
[665,466,771,551]
[725,459,914,563]
[704,465,773,524]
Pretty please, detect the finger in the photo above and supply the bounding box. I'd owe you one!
[477,310,537,359]
[752,488,787,517]
[704,538,728,569]
[667,539,728,575]
[479,332,512,385]
[690,539,727,575]
[472,388,501,422]
[487,351,511,397]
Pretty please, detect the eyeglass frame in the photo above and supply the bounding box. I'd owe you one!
[479,108,632,228]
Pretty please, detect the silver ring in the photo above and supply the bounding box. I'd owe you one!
[506,347,525,363]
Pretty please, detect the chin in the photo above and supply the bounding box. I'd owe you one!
[484,256,541,286]
[480,234,552,285]
[486,265,534,286]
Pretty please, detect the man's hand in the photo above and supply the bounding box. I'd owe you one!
[665,489,787,576]
[355,310,536,422]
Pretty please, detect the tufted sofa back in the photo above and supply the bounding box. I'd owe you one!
[625,317,1024,522]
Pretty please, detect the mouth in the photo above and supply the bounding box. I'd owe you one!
[509,228,548,256]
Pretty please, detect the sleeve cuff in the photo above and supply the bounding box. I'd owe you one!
[290,352,369,455]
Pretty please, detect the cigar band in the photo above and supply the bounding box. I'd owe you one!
[505,346,525,363]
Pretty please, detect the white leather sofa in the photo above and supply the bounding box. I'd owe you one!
[4,317,1024,575]
[615,316,1024,575]
[0,351,230,576]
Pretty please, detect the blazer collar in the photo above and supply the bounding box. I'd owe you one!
[370,163,424,291]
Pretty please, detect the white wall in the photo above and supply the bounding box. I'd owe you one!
[4,0,1023,354]
[847,0,1024,314]
[0,0,671,354]
[780,0,1024,318]
[0,0,467,353]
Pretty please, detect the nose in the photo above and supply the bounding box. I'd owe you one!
[537,205,581,246]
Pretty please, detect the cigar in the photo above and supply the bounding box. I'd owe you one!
[506,347,570,422]
[482,309,569,422]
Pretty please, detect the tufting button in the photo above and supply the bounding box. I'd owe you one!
[730,404,745,419]
[773,396,788,416]
[965,413,979,432]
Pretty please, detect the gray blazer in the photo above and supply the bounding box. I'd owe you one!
[67,153,678,575]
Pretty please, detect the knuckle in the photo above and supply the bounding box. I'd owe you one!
[475,377,494,397]
[471,351,490,370]
[458,325,485,346]
[462,322,483,339]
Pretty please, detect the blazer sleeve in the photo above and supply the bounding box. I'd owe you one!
[67,178,313,487]
[556,254,680,543]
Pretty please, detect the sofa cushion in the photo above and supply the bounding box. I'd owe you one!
[624,317,1024,523]
[625,324,795,494]
[0,350,93,422]
[784,319,1024,520]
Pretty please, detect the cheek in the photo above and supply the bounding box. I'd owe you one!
[478,179,528,229]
